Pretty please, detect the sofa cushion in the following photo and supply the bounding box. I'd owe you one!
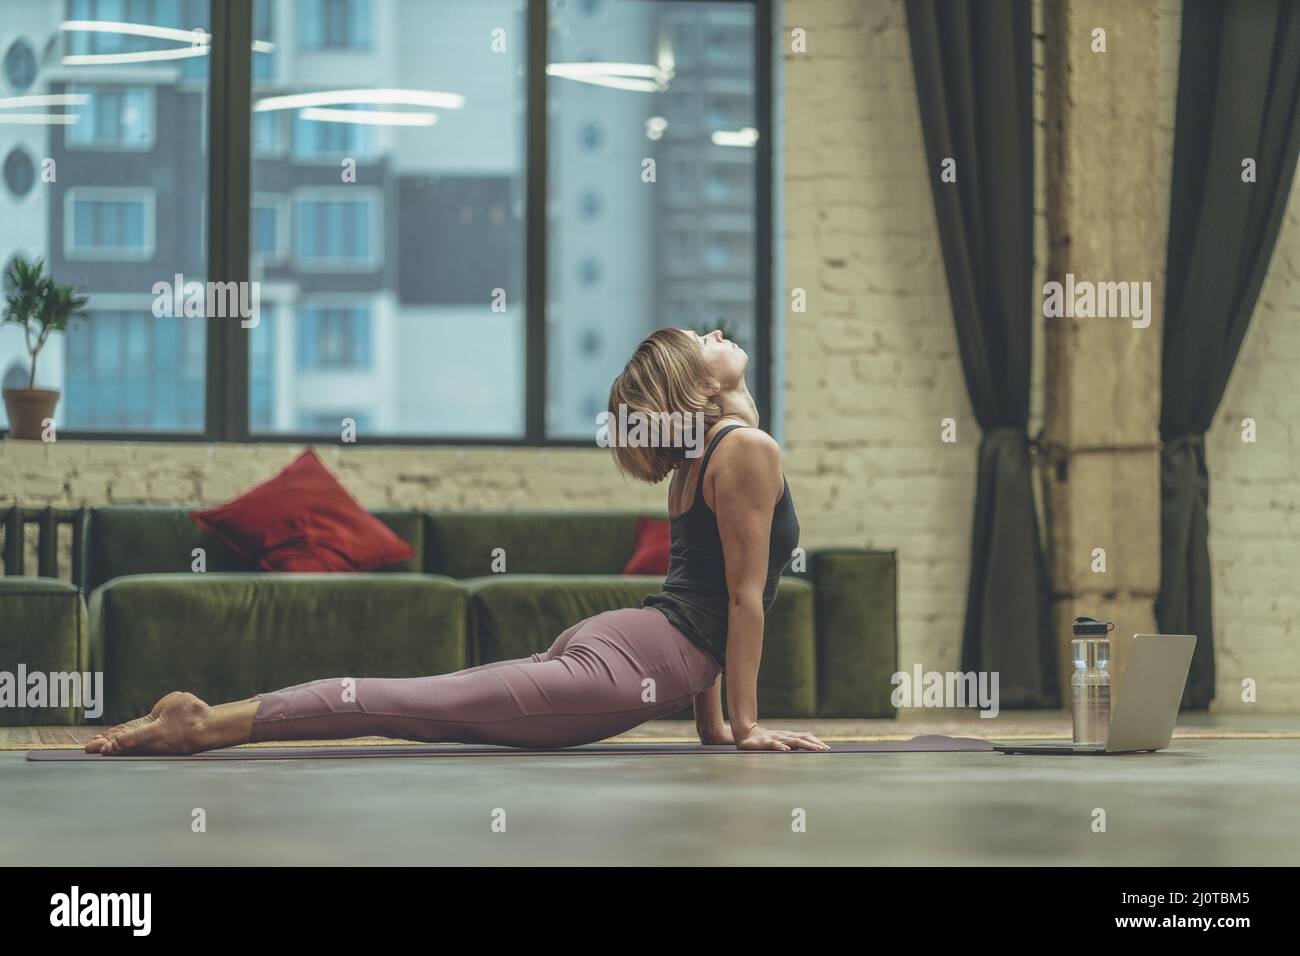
[622,517,671,575]
[794,549,898,718]
[462,574,817,718]
[88,572,466,723]
[192,448,416,572]
[425,512,660,578]
[0,577,90,725]
[81,506,424,593]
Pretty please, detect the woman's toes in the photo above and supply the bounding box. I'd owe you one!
[83,723,131,753]
[93,692,214,756]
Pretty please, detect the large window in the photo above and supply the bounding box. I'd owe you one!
[0,0,769,443]
[0,0,208,435]
[546,0,760,438]
[249,0,527,439]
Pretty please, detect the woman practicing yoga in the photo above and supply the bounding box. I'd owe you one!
[86,327,830,755]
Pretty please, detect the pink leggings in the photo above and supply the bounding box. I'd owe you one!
[249,608,723,748]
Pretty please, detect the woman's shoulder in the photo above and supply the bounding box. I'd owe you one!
[709,423,781,473]
[703,425,783,514]
[712,420,778,446]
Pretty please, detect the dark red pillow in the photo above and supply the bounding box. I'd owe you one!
[622,516,671,575]
[192,448,416,572]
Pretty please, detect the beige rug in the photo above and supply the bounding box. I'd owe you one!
[6,722,1299,751]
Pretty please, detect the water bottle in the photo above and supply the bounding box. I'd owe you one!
[1070,616,1113,745]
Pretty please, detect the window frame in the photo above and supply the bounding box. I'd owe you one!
[15,0,772,447]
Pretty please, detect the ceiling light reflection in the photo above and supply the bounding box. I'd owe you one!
[711,127,759,147]
[299,107,437,126]
[255,89,466,112]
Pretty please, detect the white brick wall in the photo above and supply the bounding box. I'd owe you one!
[781,0,976,673]
[1207,176,1300,710]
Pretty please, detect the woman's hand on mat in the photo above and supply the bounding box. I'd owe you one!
[697,723,735,746]
[734,725,831,752]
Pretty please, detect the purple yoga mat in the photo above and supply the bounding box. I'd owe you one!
[26,734,994,761]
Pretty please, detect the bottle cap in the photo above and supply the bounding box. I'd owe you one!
[1072,616,1113,636]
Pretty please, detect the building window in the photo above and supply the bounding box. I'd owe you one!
[577,257,602,287]
[3,39,37,91]
[252,196,287,265]
[292,191,379,269]
[63,310,206,430]
[578,121,603,152]
[65,189,155,261]
[66,86,155,150]
[298,0,372,51]
[64,0,209,81]
[296,411,372,431]
[253,110,285,157]
[296,307,371,369]
[291,109,375,161]
[578,191,602,220]
[254,0,277,82]
[3,149,36,200]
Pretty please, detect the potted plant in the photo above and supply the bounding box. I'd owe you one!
[2,257,88,440]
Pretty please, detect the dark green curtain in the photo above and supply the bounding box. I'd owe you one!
[905,0,1055,706]
[1159,0,1300,709]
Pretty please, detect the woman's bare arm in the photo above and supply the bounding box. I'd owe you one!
[693,678,730,744]
[709,428,828,752]
[710,428,780,738]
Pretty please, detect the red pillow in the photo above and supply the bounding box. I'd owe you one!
[622,516,671,575]
[192,448,416,572]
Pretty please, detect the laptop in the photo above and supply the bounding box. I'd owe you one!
[994,633,1197,755]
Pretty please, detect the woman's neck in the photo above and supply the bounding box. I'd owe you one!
[716,382,760,428]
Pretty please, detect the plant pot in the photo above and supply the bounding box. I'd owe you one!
[3,388,61,440]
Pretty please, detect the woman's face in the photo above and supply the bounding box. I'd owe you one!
[686,328,747,392]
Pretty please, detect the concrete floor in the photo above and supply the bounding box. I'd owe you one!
[3,712,1298,865]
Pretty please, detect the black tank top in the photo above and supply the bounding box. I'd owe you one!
[643,424,801,667]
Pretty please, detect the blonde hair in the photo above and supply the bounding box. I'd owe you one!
[607,328,724,483]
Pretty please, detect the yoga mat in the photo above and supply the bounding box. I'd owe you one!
[26,734,994,761]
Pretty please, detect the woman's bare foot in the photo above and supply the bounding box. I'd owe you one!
[84,691,212,755]
[84,692,261,756]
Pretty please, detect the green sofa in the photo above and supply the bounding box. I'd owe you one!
[5,506,898,725]
[0,576,91,725]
